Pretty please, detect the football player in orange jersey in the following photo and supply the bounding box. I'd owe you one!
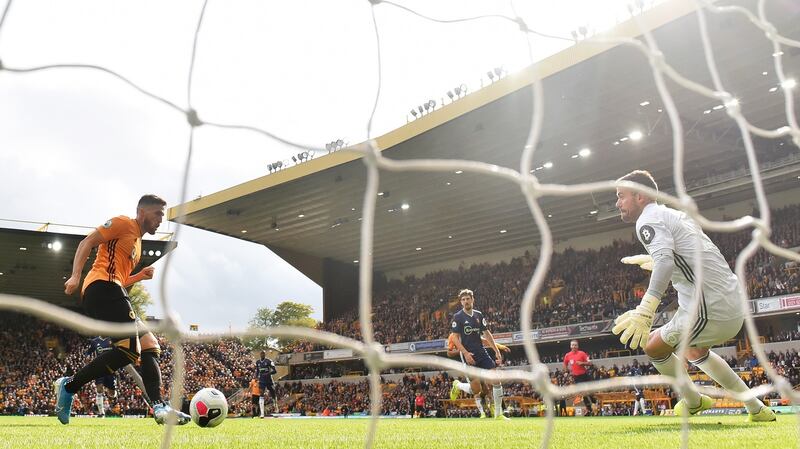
[55,195,190,426]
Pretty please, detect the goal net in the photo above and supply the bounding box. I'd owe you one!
[0,1,798,448]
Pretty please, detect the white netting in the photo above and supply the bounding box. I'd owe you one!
[1,0,799,448]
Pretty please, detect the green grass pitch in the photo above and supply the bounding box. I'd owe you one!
[0,415,795,449]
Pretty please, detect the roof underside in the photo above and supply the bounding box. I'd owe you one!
[170,0,800,273]
[0,228,176,310]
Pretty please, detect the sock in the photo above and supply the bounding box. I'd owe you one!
[122,364,151,408]
[66,348,134,394]
[691,351,763,414]
[640,398,647,413]
[492,384,503,417]
[457,381,472,395]
[259,397,265,416]
[96,393,104,414]
[474,397,485,416]
[651,353,702,408]
[139,350,163,405]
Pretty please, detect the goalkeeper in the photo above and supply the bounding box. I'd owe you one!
[612,170,774,422]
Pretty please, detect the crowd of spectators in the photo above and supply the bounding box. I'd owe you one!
[294,204,800,353]
[273,349,798,417]
[1,309,798,418]
[0,313,256,417]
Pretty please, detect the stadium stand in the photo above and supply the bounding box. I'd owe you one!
[1,309,798,417]
[1,200,797,416]
[287,204,800,353]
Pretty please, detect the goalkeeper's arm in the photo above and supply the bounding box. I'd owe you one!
[612,251,674,350]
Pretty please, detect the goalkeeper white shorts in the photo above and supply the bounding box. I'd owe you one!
[659,307,743,348]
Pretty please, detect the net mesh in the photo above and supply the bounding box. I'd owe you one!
[1,0,799,448]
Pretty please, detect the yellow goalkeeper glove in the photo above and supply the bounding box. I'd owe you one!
[621,254,654,271]
[611,293,660,350]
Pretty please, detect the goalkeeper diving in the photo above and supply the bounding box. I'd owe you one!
[612,170,775,421]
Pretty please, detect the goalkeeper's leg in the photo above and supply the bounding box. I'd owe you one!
[644,329,709,414]
[688,348,765,412]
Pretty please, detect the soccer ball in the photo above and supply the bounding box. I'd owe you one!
[189,388,228,428]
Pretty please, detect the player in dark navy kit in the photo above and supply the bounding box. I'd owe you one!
[87,337,116,416]
[628,360,647,415]
[448,289,506,419]
[255,351,278,417]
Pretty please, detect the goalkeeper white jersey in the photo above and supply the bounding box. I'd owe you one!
[635,202,742,320]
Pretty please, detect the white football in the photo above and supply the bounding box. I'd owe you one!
[189,387,228,427]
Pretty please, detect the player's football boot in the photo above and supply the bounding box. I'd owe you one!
[449,380,460,401]
[748,406,777,422]
[153,403,191,425]
[673,394,715,417]
[479,410,487,418]
[54,376,74,425]
[495,411,511,421]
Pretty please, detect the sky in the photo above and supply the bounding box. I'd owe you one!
[0,0,657,332]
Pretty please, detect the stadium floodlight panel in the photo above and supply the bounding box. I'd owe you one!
[543,161,553,169]
[628,130,643,141]
[52,241,62,251]
[401,203,410,210]
[579,148,591,157]
[782,78,797,89]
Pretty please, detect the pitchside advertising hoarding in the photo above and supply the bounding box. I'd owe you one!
[512,321,611,343]
[754,293,800,314]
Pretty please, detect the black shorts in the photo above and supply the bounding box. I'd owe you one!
[83,281,138,349]
[472,349,496,370]
[251,395,260,405]
[573,373,592,383]
[259,378,274,391]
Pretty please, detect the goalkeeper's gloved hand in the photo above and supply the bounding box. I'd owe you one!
[611,293,660,350]
[621,254,654,271]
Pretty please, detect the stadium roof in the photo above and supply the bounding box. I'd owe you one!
[169,0,800,275]
[0,227,176,310]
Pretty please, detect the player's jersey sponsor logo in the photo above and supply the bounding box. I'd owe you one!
[463,324,480,335]
[639,225,656,244]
